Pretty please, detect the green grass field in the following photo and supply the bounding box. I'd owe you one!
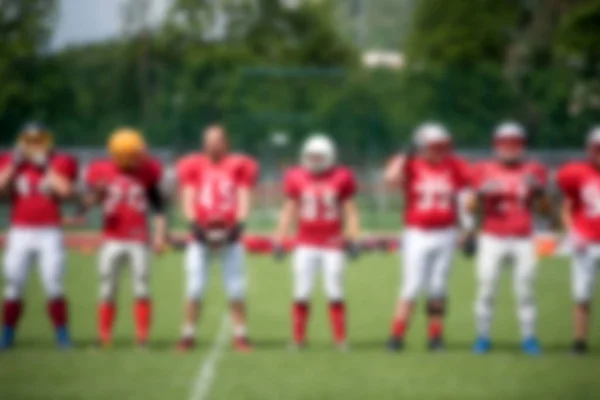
[0,251,599,400]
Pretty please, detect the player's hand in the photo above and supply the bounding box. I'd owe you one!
[345,241,362,261]
[153,235,168,255]
[568,231,588,255]
[460,230,477,258]
[273,242,287,261]
[190,222,207,243]
[226,222,245,244]
[11,146,25,168]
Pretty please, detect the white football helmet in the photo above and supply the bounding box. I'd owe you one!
[413,122,451,148]
[494,121,526,140]
[586,126,600,145]
[301,134,336,174]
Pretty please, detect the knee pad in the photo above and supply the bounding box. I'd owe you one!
[225,276,245,301]
[426,298,447,316]
[3,282,24,301]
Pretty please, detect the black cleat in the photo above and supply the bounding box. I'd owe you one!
[387,336,404,352]
[428,337,445,352]
[571,340,589,356]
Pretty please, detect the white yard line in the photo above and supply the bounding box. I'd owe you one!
[189,314,231,400]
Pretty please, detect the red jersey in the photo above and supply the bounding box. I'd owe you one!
[284,166,357,248]
[557,161,600,242]
[399,155,471,229]
[0,152,78,227]
[86,158,162,242]
[474,160,548,237]
[177,153,259,230]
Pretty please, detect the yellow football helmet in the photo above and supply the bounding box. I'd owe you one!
[108,128,147,169]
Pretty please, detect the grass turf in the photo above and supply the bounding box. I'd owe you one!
[0,251,599,400]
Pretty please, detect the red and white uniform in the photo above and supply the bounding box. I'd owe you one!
[1,152,78,300]
[284,166,357,301]
[177,153,259,300]
[557,161,600,302]
[85,158,163,301]
[473,160,548,339]
[397,155,471,300]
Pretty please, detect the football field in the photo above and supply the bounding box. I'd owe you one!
[1,251,599,400]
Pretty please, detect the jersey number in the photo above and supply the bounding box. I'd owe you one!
[198,180,235,211]
[582,185,600,217]
[300,190,338,221]
[15,175,49,196]
[104,184,147,214]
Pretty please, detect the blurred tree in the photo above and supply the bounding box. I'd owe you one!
[0,0,57,141]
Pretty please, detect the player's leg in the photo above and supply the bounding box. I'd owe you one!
[388,229,429,350]
[97,241,124,346]
[473,234,504,353]
[291,246,318,348]
[220,241,250,351]
[322,249,347,349]
[1,229,33,349]
[130,243,151,346]
[425,229,457,351]
[570,247,598,354]
[37,228,71,348]
[178,241,210,351]
[512,238,540,355]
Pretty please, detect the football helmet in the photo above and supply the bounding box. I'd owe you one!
[413,123,452,161]
[301,134,336,174]
[493,121,526,163]
[16,122,53,165]
[108,128,146,169]
[586,126,600,164]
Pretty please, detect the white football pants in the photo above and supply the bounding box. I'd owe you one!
[292,246,346,302]
[3,227,65,300]
[185,241,246,301]
[571,244,600,303]
[400,228,457,301]
[474,234,537,339]
[98,240,150,301]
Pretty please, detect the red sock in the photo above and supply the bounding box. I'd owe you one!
[329,301,346,344]
[391,318,407,339]
[292,302,309,344]
[134,299,152,343]
[47,298,68,329]
[3,300,23,327]
[98,302,116,343]
[428,319,443,340]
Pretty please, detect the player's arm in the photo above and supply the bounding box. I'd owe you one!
[384,155,406,188]
[180,184,196,224]
[560,197,573,231]
[0,164,16,194]
[147,185,168,253]
[236,185,252,226]
[274,198,297,244]
[343,199,360,243]
[44,168,75,199]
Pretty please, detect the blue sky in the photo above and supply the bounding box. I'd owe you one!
[51,0,171,49]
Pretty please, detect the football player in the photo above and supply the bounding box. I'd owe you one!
[384,123,471,351]
[467,122,550,355]
[0,122,78,349]
[557,126,600,355]
[176,125,259,352]
[274,134,360,351]
[81,128,166,348]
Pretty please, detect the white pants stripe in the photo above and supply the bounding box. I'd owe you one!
[3,227,65,300]
[98,240,150,301]
[474,234,537,339]
[571,244,600,303]
[292,246,346,302]
[400,228,456,301]
[185,241,246,301]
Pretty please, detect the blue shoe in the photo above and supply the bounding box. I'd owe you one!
[56,326,73,349]
[522,337,541,356]
[0,326,15,350]
[472,337,492,354]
